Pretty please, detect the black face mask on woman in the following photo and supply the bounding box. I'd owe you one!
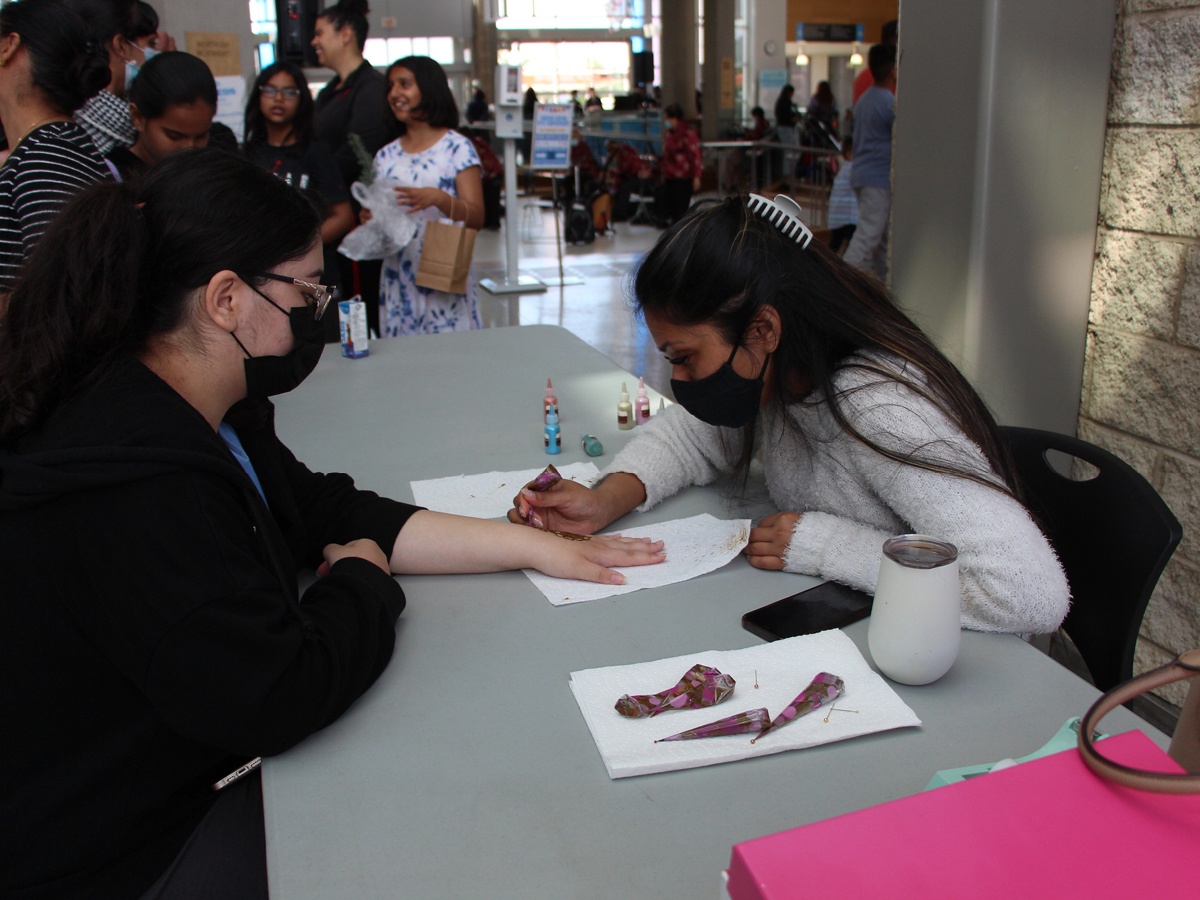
[233,289,325,399]
[670,344,769,428]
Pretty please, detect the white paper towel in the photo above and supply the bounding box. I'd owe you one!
[410,462,601,519]
[524,513,750,606]
[569,630,921,778]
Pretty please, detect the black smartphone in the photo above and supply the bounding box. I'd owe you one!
[742,582,874,641]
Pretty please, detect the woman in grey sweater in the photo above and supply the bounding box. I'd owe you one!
[511,195,1069,635]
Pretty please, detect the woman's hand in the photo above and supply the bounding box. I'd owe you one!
[393,186,446,214]
[508,479,610,534]
[318,538,390,576]
[527,531,666,585]
[745,512,802,571]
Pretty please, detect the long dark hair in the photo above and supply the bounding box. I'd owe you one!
[128,51,216,119]
[317,0,369,52]
[243,61,315,149]
[0,149,321,446]
[386,56,459,137]
[125,0,157,41]
[0,0,111,114]
[65,0,137,42]
[632,196,1022,500]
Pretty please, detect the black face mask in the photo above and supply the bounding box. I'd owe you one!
[670,344,769,428]
[233,294,325,399]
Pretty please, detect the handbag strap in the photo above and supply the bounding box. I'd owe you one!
[1077,648,1200,794]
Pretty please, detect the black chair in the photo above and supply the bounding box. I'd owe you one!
[1003,427,1183,691]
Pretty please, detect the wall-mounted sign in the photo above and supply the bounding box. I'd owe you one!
[186,31,240,76]
[719,57,734,110]
[759,69,788,93]
[795,23,865,43]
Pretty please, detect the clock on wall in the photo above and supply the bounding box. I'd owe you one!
[764,40,778,56]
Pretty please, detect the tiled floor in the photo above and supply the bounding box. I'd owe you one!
[472,205,674,395]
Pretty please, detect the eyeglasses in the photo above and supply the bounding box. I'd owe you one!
[259,86,302,100]
[256,272,336,320]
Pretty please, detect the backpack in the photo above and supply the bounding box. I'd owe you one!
[564,197,595,245]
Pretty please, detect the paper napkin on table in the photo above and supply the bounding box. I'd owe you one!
[524,513,750,606]
[410,462,601,519]
[569,630,921,779]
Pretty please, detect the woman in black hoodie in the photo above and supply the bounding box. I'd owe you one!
[0,149,662,899]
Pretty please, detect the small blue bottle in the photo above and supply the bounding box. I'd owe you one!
[544,403,561,455]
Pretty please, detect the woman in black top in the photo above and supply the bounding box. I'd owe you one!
[0,0,111,291]
[774,83,797,128]
[310,0,387,187]
[309,0,387,332]
[244,61,354,337]
[0,149,663,898]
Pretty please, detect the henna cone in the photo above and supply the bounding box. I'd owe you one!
[751,672,844,743]
[655,708,770,742]
[615,665,736,718]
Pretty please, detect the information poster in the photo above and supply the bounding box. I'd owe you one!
[720,57,734,110]
[531,104,572,170]
[185,31,240,77]
[214,76,247,141]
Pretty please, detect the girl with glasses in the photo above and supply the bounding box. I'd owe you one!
[0,149,663,899]
[244,61,354,340]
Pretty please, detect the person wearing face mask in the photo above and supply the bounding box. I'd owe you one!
[0,149,664,899]
[510,194,1071,637]
[69,0,144,155]
[128,0,175,54]
[655,102,702,228]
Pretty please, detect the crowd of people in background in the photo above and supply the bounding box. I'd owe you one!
[0,0,901,335]
[0,8,1084,899]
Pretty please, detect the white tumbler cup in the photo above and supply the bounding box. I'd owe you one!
[867,534,961,685]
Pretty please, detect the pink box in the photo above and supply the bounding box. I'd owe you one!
[727,730,1199,899]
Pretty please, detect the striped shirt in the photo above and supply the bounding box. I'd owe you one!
[0,121,111,290]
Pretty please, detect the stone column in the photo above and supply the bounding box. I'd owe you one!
[1081,0,1200,704]
[659,0,698,118]
[701,0,736,139]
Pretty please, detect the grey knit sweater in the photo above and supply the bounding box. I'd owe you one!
[602,357,1069,634]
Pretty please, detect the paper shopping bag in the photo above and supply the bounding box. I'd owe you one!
[415,220,476,294]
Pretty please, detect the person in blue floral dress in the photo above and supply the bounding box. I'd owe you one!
[371,56,483,335]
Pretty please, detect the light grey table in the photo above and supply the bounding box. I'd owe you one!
[265,326,1162,899]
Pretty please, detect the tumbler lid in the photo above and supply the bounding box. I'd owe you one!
[882,534,959,569]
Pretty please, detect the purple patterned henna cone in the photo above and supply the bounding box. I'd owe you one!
[527,464,562,491]
[525,464,562,526]
[655,708,771,742]
[615,665,736,718]
[750,672,844,743]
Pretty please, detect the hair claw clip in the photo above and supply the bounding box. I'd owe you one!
[747,193,814,248]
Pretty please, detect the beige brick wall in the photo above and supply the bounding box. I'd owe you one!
[1082,0,1200,706]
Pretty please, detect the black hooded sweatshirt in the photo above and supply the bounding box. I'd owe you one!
[0,356,418,898]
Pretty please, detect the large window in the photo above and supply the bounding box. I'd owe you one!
[498,41,633,104]
[364,37,456,68]
[497,0,643,31]
[248,0,277,69]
